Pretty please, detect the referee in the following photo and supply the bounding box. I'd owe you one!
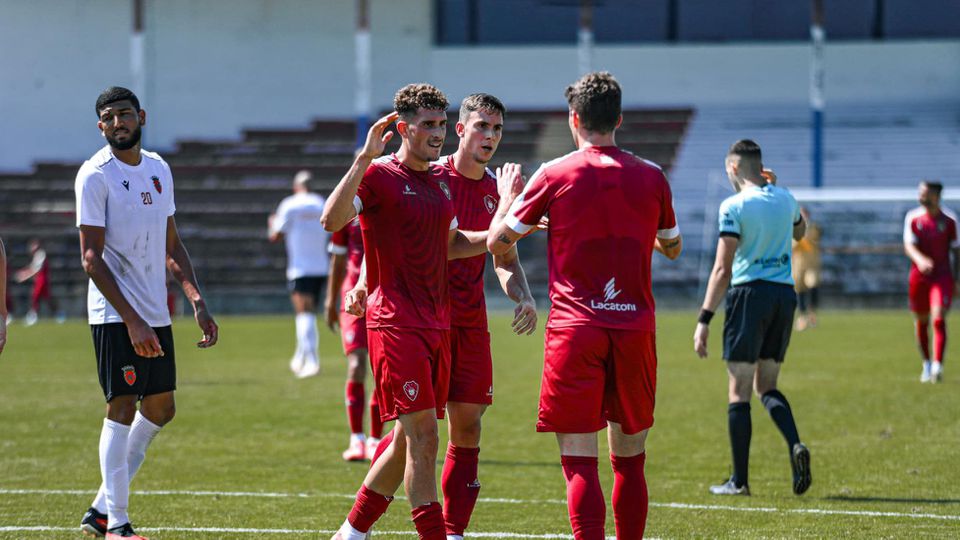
[693,139,812,497]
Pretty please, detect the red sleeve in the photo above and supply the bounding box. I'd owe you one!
[330,227,348,248]
[506,165,555,233]
[356,162,382,213]
[657,174,678,234]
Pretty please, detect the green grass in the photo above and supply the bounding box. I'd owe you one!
[0,311,958,539]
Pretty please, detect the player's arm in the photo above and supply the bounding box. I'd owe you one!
[654,235,683,260]
[693,235,738,358]
[793,215,806,241]
[903,216,934,274]
[15,250,45,283]
[267,213,283,243]
[487,163,529,256]
[0,236,6,355]
[321,112,398,232]
[80,225,164,357]
[448,228,489,260]
[343,256,367,317]
[165,216,218,348]
[493,245,537,335]
[325,252,347,332]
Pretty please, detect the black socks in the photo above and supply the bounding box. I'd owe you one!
[728,401,752,488]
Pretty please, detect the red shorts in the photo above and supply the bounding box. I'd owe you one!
[538,326,657,436]
[909,274,954,314]
[339,310,368,355]
[448,326,493,405]
[368,327,450,422]
[32,278,51,305]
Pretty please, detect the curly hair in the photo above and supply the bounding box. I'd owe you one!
[95,86,140,117]
[394,83,449,119]
[564,71,621,133]
[459,93,506,124]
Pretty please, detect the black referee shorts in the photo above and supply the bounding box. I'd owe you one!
[722,280,797,363]
[91,323,176,402]
[287,276,328,305]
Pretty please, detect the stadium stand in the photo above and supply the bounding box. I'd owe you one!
[0,109,692,315]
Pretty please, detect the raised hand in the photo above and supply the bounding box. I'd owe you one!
[359,112,400,160]
[495,163,525,202]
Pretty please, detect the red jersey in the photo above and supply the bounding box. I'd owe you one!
[439,155,499,329]
[507,146,678,331]
[904,206,959,280]
[355,154,458,329]
[329,217,365,298]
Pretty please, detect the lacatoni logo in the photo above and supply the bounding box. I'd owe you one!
[590,278,637,312]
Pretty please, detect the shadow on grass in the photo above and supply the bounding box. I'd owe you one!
[824,495,960,505]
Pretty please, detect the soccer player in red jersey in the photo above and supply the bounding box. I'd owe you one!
[489,72,682,540]
[436,93,537,540]
[15,238,62,325]
[326,217,384,460]
[904,180,959,383]
[321,84,498,540]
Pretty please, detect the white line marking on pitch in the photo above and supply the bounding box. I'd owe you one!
[0,526,590,538]
[1,488,958,522]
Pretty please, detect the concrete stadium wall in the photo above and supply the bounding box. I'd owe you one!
[1,0,958,170]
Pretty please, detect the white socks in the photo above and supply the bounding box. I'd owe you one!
[98,419,130,528]
[93,412,163,526]
[295,312,319,365]
[338,519,368,540]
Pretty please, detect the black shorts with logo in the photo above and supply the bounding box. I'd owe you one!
[723,280,797,363]
[92,323,176,402]
[287,276,328,305]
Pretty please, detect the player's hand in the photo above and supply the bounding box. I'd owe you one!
[917,256,935,275]
[0,316,6,356]
[359,112,399,160]
[126,317,164,358]
[194,303,219,348]
[512,298,537,335]
[521,216,549,238]
[324,301,340,333]
[694,322,709,358]
[761,168,777,185]
[495,163,524,204]
[344,286,367,317]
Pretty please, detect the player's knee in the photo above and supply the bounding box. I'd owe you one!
[452,416,482,445]
[405,417,439,456]
[347,354,366,380]
[106,398,137,424]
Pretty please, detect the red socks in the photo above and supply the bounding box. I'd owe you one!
[560,455,605,540]
[369,395,384,439]
[346,382,365,434]
[611,453,648,540]
[411,501,446,540]
[441,444,481,536]
[347,484,393,533]
[933,318,947,364]
[916,320,931,360]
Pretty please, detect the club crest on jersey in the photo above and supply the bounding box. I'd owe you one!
[121,365,137,386]
[403,381,420,401]
[438,181,452,200]
[152,176,162,194]
[483,194,497,214]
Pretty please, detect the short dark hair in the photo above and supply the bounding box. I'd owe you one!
[95,86,140,117]
[459,93,506,124]
[394,83,448,120]
[564,71,621,133]
[921,180,944,196]
[728,139,763,161]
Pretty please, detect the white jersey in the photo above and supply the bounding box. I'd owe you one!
[272,192,330,280]
[75,145,175,327]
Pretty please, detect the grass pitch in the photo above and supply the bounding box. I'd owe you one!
[0,311,958,539]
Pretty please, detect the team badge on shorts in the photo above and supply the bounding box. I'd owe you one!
[345,330,355,344]
[403,381,420,401]
[483,194,497,214]
[121,365,137,386]
[151,176,162,194]
[438,181,452,200]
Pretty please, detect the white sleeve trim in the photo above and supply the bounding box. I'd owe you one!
[505,214,534,235]
[657,224,680,240]
[903,213,917,244]
[450,216,459,230]
[353,195,363,215]
[328,243,348,255]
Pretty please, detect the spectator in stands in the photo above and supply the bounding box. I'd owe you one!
[268,170,330,379]
[792,207,821,330]
[1,236,7,355]
[15,238,64,325]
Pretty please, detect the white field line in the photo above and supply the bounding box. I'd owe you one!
[0,526,587,538]
[1,488,958,522]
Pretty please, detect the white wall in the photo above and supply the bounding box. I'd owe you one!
[1,0,958,171]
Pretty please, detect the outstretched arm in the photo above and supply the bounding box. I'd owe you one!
[487,163,528,256]
[321,112,398,232]
[693,236,738,358]
[165,216,218,348]
[493,245,537,335]
[448,229,489,260]
[654,235,683,260]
